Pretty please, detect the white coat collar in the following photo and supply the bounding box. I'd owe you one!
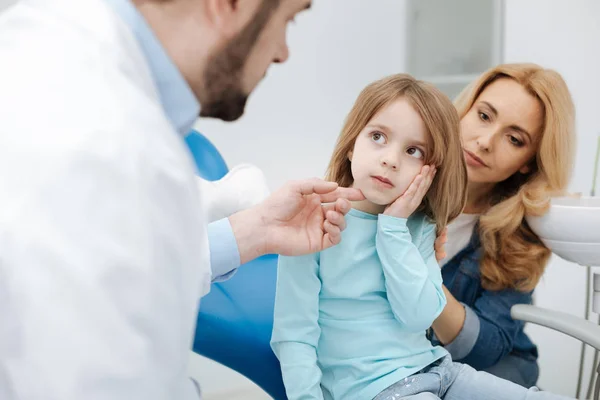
[103,0,200,136]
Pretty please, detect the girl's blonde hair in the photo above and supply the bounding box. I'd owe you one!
[325,73,467,233]
[454,63,576,292]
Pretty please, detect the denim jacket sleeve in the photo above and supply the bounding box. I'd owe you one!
[440,287,532,369]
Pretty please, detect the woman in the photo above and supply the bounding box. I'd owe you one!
[430,63,575,388]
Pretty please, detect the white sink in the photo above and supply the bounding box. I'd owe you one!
[526,196,600,266]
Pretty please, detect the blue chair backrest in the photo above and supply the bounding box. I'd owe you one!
[185,130,286,399]
[185,131,229,181]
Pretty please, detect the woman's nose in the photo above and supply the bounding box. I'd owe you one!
[476,131,495,152]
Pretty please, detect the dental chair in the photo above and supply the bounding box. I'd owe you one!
[521,197,600,399]
[511,303,600,399]
[185,131,287,400]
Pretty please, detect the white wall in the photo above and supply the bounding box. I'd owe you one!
[192,1,410,398]
[504,0,600,397]
[0,0,16,12]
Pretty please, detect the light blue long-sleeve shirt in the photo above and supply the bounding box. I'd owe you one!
[104,0,240,281]
[271,208,448,400]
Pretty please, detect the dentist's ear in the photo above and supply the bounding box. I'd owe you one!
[202,0,249,38]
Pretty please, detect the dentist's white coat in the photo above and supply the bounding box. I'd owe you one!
[0,0,211,398]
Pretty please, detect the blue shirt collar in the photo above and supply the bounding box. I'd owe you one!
[103,0,199,136]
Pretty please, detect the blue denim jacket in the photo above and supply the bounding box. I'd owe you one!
[428,226,539,387]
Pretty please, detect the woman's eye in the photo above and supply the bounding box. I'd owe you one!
[407,147,424,159]
[509,135,524,147]
[371,132,386,144]
[479,112,490,122]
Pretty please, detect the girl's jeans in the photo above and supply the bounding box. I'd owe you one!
[373,355,572,400]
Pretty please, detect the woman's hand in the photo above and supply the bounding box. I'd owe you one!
[383,165,436,219]
[435,227,448,263]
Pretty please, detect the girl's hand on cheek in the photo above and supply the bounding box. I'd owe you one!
[383,165,436,219]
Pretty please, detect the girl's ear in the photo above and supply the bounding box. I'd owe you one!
[347,150,353,161]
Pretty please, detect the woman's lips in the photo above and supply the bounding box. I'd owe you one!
[464,149,488,168]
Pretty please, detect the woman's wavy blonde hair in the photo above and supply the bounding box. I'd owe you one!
[325,73,467,233]
[454,63,576,292]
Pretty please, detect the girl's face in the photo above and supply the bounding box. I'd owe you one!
[461,78,544,187]
[349,97,429,214]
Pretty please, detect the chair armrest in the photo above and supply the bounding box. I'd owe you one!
[511,304,600,350]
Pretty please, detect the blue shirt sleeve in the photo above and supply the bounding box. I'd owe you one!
[376,215,447,332]
[271,253,324,400]
[207,218,240,282]
[430,286,532,369]
[458,288,532,369]
[431,302,481,360]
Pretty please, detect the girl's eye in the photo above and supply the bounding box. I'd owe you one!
[479,111,490,122]
[407,147,424,159]
[371,132,386,144]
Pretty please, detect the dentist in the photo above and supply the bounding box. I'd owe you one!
[0,0,362,399]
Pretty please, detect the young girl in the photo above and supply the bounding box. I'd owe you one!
[270,74,572,400]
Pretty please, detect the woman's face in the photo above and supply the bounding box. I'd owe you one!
[460,78,544,186]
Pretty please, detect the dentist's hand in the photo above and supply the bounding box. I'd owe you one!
[229,178,365,264]
[384,165,436,219]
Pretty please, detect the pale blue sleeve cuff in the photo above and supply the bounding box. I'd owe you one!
[207,218,241,282]
[442,303,481,360]
[377,214,409,232]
